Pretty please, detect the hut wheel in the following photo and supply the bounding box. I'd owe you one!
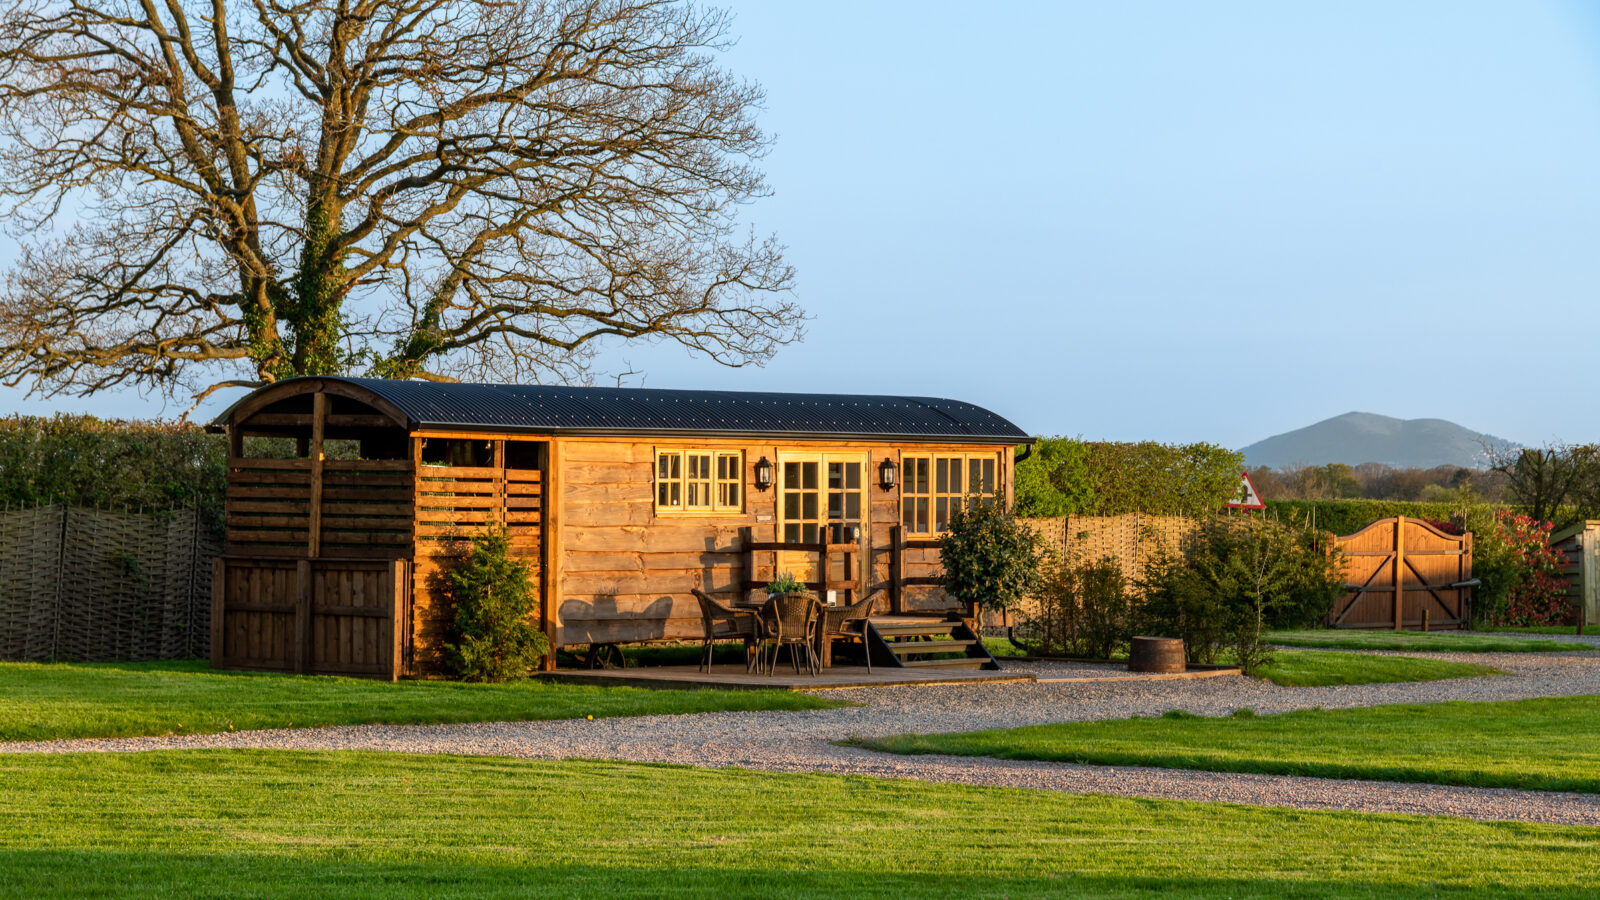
[585,643,625,670]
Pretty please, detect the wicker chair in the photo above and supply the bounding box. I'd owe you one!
[755,593,820,676]
[692,589,760,673]
[818,590,883,673]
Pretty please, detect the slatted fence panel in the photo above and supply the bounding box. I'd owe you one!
[319,459,414,558]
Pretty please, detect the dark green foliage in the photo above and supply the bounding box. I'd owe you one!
[1138,516,1345,672]
[764,572,806,594]
[1028,556,1132,659]
[1263,499,1501,536]
[443,530,547,682]
[0,415,226,519]
[940,500,1044,611]
[1014,437,1244,517]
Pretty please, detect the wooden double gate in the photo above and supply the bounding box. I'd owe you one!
[211,556,412,679]
[1329,516,1473,630]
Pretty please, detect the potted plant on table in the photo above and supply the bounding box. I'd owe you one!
[765,571,810,602]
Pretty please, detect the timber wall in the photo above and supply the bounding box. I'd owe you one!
[552,438,1010,647]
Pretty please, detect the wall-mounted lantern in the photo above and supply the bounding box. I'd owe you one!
[754,456,774,491]
[878,457,898,491]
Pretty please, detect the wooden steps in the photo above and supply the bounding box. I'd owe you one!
[865,616,1000,670]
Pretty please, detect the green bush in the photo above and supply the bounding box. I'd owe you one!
[1263,499,1506,537]
[1138,516,1344,673]
[443,529,548,682]
[941,500,1045,612]
[1014,437,1243,518]
[0,414,226,519]
[1028,555,1131,659]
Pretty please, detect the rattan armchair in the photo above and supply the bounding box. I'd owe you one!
[755,593,820,676]
[818,590,883,673]
[692,589,761,673]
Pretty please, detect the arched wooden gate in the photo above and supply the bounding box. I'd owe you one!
[1329,516,1474,630]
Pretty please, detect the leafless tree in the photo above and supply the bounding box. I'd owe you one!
[0,0,801,407]
[1488,443,1600,529]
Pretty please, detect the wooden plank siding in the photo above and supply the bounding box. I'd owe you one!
[553,437,1009,647]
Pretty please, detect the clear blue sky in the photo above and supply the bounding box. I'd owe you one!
[3,0,1599,450]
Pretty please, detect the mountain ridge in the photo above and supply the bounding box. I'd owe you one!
[1240,412,1517,470]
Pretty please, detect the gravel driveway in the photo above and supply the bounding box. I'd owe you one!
[7,649,1600,826]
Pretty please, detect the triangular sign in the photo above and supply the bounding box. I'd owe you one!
[1226,471,1265,509]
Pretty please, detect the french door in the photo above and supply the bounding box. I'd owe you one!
[777,452,866,597]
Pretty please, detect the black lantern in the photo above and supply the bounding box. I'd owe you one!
[753,456,774,491]
[878,457,898,491]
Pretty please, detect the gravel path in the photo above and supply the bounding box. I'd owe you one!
[8,651,1600,826]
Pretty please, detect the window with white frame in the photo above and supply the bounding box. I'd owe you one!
[656,449,743,513]
[900,453,998,535]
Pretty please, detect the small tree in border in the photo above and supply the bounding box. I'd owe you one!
[940,499,1045,617]
[443,529,547,682]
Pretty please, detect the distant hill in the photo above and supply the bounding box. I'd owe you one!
[1240,412,1517,470]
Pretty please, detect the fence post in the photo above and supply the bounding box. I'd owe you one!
[210,557,225,668]
[889,525,903,615]
[51,504,67,661]
[1393,517,1406,631]
[295,559,312,674]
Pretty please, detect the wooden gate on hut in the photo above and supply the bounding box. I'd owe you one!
[1328,516,1474,630]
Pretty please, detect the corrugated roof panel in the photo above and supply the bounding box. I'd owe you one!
[223,377,1030,443]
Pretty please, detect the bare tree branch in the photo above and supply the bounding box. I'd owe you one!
[0,0,801,400]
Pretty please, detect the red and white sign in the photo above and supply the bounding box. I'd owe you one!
[1226,471,1265,510]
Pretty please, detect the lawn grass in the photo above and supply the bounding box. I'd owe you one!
[854,694,1600,793]
[985,639,1498,687]
[1269,628,1585,653]
[0,750,1597,898]
[1489,625,1585,636]
[0,660,843,742]
[1254,649,1499,686]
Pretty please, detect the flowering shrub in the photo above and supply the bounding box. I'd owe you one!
[1482,512,1572,627]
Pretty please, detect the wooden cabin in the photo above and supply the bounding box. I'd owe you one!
[210,376,1031,678]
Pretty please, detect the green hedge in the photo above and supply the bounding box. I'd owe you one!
[1016,438,1243,518]
[0,415,227,519]
[1264,499,1510,537]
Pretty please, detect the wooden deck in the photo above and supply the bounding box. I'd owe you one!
[539,663,1037,692]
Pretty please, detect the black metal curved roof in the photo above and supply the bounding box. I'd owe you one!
[223,377,1030,444]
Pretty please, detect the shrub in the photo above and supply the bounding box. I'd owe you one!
[1013,437,1244,517]
[765,572,806,594]
[941,500,1045,613]
[1028,555,1131,659]
[442,529,547,682]
[1474,511,1571,627]
[1138,515,1344,673]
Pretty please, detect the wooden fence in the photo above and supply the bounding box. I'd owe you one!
[0,505,220,662]
[211,556,411,679]
[1329,516,1472,630]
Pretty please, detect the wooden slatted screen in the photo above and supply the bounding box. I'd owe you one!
[210,556,410,679]
[1329,516,1473,630]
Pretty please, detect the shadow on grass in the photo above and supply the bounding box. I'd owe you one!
[0,850,1588,900]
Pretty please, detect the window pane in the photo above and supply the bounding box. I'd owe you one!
[902,459,915,488]
[802,493,817,519]
[659,482,670,507]
[827,491,842,520]
[845,493,860,520]
[827,463,842,490]
[803,524,818,544]
[935,458,948,493]
[784,493,799,518]
[802,462,818,490]
[784,524,799,543]
[935,497,949,532]
[845,464,860,489]
[916,459,929,493]
[670,483,680,506]
[659,454,671,478]
[917,498,929,533]
[784,464,800,489]
[982,459,995,494]
[687,483,703,507]
[722,482,739,507]
[902,498,915,528]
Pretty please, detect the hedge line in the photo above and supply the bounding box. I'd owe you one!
[1265,499,1511,537]
[0,415,227,519]
[1015,438,1243,518]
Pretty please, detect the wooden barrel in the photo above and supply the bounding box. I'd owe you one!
[1129,636,1185,673]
